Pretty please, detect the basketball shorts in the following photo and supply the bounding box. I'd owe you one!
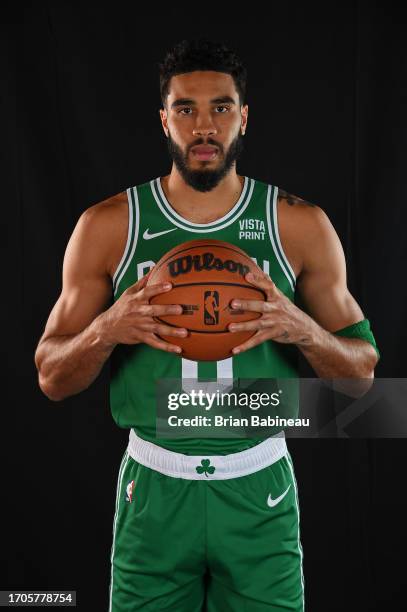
[109,429,304,611]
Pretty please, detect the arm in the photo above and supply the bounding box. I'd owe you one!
[289,204,378,379]
[34,201,187,402]
[34,205,116,401]
[227,201,378,389]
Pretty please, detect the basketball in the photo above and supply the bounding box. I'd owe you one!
[147,239,266,361]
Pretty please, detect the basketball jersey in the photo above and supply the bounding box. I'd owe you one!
[110,176,298,454]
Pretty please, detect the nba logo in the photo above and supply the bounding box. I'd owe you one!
[125,480,135,503]
[204,291,219,325]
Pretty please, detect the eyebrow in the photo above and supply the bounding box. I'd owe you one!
[170,95,237,109]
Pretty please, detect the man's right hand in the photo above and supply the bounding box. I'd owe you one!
[98,274,188,353]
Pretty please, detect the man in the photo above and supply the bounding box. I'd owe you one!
[34,39,379,611]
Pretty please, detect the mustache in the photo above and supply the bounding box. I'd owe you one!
[187,139,224,154]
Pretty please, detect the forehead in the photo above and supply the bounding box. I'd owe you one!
[167,71,239,101]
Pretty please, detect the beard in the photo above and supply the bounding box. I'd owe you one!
[166,130,245,193]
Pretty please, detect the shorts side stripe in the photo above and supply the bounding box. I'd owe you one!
[286,451,305,611]
[108,450,130,612]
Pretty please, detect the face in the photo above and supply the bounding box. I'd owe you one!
[160,71,248,192]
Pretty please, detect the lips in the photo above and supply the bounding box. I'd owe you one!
[191,145,218,160]
[191,146,218,154]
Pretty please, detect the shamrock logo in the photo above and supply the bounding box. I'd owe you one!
[195,459,216,477]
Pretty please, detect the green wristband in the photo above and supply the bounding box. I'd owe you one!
[333,318,380,360]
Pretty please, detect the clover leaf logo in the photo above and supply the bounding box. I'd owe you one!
[196,459,216,477]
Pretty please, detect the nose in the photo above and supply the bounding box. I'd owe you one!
[192,125,217,137]
[192,113,217,137]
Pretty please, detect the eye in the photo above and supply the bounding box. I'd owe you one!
[215,105,230,113]
[178,107,193,115]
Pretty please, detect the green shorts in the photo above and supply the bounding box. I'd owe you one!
[109,430,304,611]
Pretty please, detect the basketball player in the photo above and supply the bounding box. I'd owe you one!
[34,40,379,611]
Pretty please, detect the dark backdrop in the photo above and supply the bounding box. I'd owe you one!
[2,2,407,611]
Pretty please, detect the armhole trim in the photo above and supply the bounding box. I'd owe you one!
[112,187,139,296]
[266,185,296,292]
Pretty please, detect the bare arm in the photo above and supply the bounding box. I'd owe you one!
[227,200,378,388]
[34,205,116,401]
[34,202,187,401]
[293,205,378,378]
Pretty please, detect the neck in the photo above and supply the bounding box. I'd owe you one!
[160,166,244,224]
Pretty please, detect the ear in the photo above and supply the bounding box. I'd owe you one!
[241,104,248,135]
[159,108,169,137]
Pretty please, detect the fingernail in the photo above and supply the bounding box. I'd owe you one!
[163,283,172,289]
[232,300,241,308]
[246,272,254,279]
[229,324,237,332]
[232,348,240,354]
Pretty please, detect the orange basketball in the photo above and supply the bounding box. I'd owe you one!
[147,239,265,361]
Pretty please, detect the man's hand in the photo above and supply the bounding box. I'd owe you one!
[98,271,188,353]
[227,268,377,391]
[228,270,316,354]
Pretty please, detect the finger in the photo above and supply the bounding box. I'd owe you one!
[135,303,183,317]
[231,330,267,355]
[230,299,273,313]
[245,271,278,296]
[139,321,188,337]
[137,282,174,301]
[229,318,267,332]
[150,303,185,316]
[142,333,182,354]
[140,267,155,286]
[126,268,157,293]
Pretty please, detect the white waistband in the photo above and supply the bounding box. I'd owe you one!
[127,429,287,480]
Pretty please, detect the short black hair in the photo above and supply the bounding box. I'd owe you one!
[159,39,247,108]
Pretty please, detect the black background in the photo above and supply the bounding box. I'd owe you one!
[2,1,407,610]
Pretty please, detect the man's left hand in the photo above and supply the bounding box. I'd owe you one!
[228,270,317,354]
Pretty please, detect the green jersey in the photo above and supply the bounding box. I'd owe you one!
[110,176,298,454]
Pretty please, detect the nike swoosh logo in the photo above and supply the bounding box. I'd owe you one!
[143,228,177,240]
[267,484,291,508]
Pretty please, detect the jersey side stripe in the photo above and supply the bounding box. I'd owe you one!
[112,188,133,291]
[266,185,296,293]
[272,187,297,286]
[113,187,140,296]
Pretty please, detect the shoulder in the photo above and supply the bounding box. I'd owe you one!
[76,191,129,279]
[277,188,331,238]
[81,190,128,221]
[276,187,340,278]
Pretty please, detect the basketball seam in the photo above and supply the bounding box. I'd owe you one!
[153,313,262,333]
[152,282,266,293]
